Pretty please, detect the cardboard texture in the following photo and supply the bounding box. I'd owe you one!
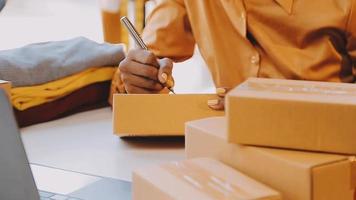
[113,94,224,136]
[0,80,11,97]
[226,78,356,154]
[133,158,281,200]
[185,117,355,200]
[351,157,356,189]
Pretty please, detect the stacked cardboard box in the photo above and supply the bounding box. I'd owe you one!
[226,78,356,154]
[185,78,356,199]
[186,117,355,200]
[129,78,356,199]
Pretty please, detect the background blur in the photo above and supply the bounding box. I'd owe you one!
[0,0,215,93]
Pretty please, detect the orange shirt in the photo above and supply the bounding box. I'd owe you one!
[142,0,356,89]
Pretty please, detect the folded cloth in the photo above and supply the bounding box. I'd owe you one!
[0,37,125,87]
[14,81,111,127]
[11,67,116,111]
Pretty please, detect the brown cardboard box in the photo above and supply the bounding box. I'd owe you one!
[133,158,281,200]
[0,80,11,97]
[113,94,224,136]
[186,117,356,200]
[226,78,356,154]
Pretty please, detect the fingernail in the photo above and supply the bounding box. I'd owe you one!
[207,99,219,106]
[161,73,168,83]
[166,79,174,88]
[216,88,226,95]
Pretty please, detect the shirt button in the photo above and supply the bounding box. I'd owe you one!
[250,55,260,65]
[241,12,246,20]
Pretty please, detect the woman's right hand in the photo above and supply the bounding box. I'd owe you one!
[119,48,174,94]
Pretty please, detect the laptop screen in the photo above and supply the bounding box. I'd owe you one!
[0,90,39,200]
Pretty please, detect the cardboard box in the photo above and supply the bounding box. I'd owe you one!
[133,158,281,200]
[113,94,224,136]
[226,78,356,154]
[186,117,356,200]
[0,80,11,97]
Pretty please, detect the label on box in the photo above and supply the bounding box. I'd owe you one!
[162,162,258,199]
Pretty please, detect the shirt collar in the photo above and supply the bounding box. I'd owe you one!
[274,0,294,14]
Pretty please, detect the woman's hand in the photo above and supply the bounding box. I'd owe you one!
[208,87,230,111]
[119,49,174,94]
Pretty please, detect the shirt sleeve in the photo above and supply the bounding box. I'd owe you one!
[142,0,195,62]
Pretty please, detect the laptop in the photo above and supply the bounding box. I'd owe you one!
[0,90,131,200]
[0,0,6,12]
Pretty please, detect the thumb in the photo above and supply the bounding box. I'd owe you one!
[158,58,174,84]
[207,97,225,111]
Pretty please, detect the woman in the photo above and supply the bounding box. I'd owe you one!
[112,0,356,110]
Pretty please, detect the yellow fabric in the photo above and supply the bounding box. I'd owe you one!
[109,68,127,105]
[139,0,356,89]
[12,67,116,111]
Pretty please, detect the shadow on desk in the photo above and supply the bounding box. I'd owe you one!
[120,136,185,149]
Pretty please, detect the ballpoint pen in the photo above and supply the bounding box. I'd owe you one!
[120,16,175,94]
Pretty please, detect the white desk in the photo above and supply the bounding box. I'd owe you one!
[21,108,185,182]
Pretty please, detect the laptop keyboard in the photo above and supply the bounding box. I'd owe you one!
[39,190,83,200]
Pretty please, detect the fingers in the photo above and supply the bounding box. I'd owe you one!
[119,59,159,81]
[207,97,225,111]
[216,87,230,97]
[127,49,160,68]
[207,87,231,111]
[124,84,159,94]
[158,58,174,84]
[121,73,163,91]
[120,49,175,94]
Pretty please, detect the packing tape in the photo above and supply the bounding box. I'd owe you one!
[242,81,356,96]
[162,161,255,200]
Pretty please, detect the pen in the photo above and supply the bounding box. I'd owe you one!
[120,16,175,94]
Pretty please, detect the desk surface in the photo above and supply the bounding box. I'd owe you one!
[21,108,185,182]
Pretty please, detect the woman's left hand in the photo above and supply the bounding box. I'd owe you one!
[207,87,230,111]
